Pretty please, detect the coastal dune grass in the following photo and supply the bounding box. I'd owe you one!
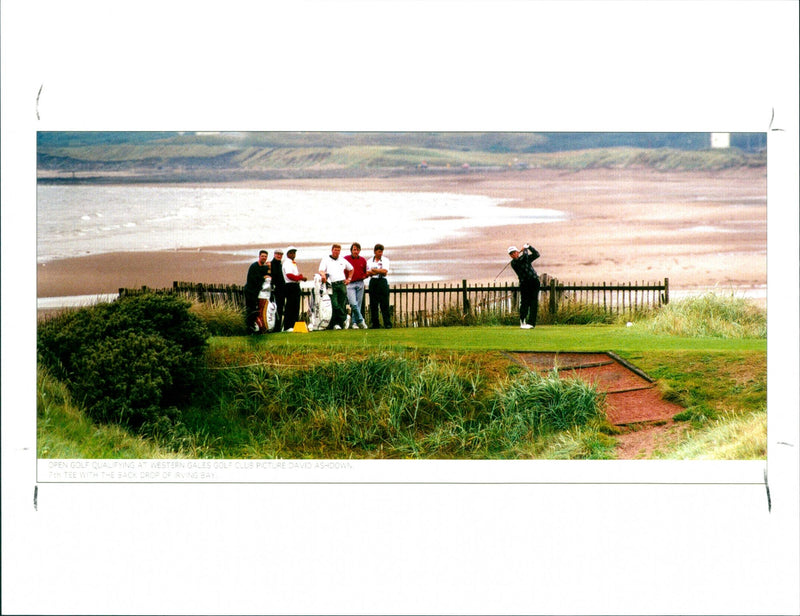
[190,352,609,458]
[641,293,766,339]
[657,410,766,460]
[36,293,767,460]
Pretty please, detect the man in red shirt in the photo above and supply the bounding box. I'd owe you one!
[344,242,369,329]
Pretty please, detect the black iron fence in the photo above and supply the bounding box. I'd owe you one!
[119,276,669,327]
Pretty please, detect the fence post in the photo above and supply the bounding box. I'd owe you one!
[461,279,470,315]
[664,277,670,305]
[549,278,557,317]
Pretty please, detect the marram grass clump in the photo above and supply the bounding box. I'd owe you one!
[643,293,766,339]
[658,410,766,460]
[489,371,607,438]
[188,353,609,458]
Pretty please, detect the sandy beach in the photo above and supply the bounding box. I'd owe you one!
[37,167,767,299]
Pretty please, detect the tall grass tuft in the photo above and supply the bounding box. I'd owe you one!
[658,410,766,460]
[544,296,617,325]
[430,298,617,328]
[182,351,609,458]
[489,371,607,440]
[189,300,246,336]
[538,425,618,460]
[644,293,766,339]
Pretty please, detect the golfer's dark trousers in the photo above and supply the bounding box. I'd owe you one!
[329,281,348,328]
[244,292,259,330]
[272,285,286,332]
[283,283,301,330]
[369,277,392,328]
[520,277,540,325]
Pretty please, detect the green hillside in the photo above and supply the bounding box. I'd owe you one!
[37,131,767,180]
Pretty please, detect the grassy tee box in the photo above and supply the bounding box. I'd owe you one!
[224,324,766,355]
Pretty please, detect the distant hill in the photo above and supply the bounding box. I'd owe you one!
[37,131,767,182]
[38,130,767,152]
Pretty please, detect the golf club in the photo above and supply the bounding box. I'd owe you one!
[493,244,523,281]
[492,261,511,282]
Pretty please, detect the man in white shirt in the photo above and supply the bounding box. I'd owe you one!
[318,243,353,330]
[366,243,392,329]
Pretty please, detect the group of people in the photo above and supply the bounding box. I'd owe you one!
[244,243,393,333]
[245,241,542,333]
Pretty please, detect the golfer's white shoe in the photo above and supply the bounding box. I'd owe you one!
[520,321,534,329]
[358,322,368,329]
[333,325,342,330]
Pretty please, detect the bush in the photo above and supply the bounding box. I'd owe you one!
[39,294,208,374]
[72,332,184,429]
[38,303,116,381]
[37,294,209,433]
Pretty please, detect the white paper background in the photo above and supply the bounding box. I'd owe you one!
[3,1,799,614]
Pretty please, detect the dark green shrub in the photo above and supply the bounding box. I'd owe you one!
[37,303,115,380]
[37,293,209,433]
[72,332,182,429]
[106,294,209,360]
[38,294,208,377]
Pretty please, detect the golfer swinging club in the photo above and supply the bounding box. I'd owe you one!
[508,243,541,329]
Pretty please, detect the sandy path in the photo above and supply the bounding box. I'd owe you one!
[37,167,766,298]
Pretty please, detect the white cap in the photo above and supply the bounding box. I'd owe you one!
[507,245,519,254]
[286,246,298,253]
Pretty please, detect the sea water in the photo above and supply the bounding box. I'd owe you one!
[37,184,566,262]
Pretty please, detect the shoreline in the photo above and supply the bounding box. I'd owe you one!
[37,168,767,300]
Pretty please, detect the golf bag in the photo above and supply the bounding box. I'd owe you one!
[255,276,277,333]
[307,274,333,331]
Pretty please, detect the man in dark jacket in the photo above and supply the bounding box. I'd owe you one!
[269,249,286,332]
[244,250,271,333]
[508,244,541,329]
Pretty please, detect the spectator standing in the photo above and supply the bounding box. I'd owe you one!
[508,244,541,329]
[244,250,271,334]
[318,243,353,330]
[269,249,286,332]
[366,243,392,329]
[282,246,307,331]
[344,242,369,329]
